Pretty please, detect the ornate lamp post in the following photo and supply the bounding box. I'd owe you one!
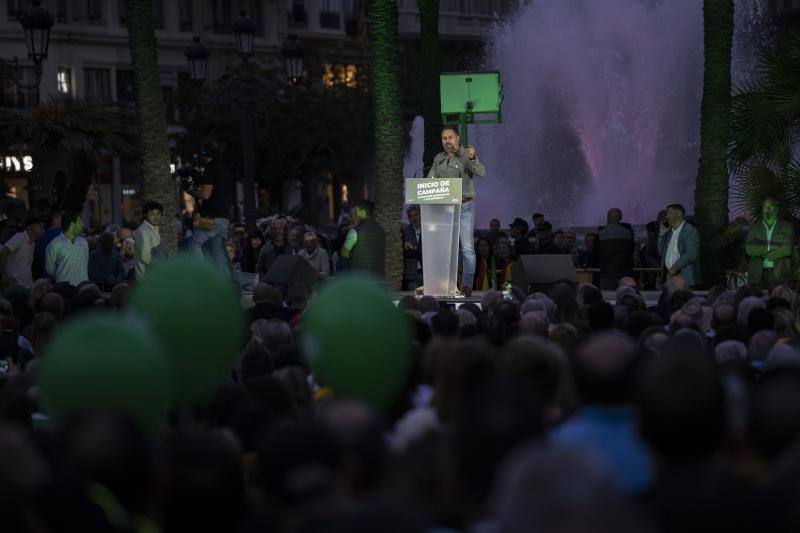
[19,0,54,101]
[232,11,256,63]
[282,34,304,82]
[184,36,210,86]
[185,29,303,230]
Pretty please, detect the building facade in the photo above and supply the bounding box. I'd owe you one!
[1,0,512,226]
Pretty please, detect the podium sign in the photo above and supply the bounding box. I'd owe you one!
[405,178,462,297]
[405,177,462,205]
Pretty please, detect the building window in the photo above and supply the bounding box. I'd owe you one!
[319,0,340,29]
[56,0,68,22]
[116,69,135,104]
[179,0,193,31]
[84,68,112,101]
[213,0,232,32]
[57,68,72,95]
[87,0,103,24]
[152,0,164,29]
[1,65,35,108]
[322,63,358,89]
[247,0,264,35]
[288,0,307,29]
[7,0,23,21]
[163,86,176,124]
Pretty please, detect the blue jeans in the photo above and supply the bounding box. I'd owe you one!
[460,201,476,286]
[188,217,231,278]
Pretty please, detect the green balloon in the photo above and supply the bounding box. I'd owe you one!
[39,315,171,431]
[129,257,244,406]
[301,276,411,410]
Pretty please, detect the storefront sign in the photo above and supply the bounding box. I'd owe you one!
[0,155,33,173]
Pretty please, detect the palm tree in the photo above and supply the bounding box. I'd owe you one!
[368,0,405,288]
[123,0,176,255]
[729,31,800,222]
[418,0,442,168]
[0,96,138,209]
[693,0,734,286]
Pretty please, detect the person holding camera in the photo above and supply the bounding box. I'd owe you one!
[185,140,234,277]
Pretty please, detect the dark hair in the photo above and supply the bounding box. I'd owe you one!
[61,211,81,231]
[441,124,460,135]
[356,199,375,218]
[607,208,622,224]
[571,334,637,405]
[637,350,725,461]
[747,307,775,336]
[668,289,695,315]
[24,216,46,228]
[532,213,544,220]
[476,237,494,258]
[749,370,800,462]
[762,196,778,206]
[587,301,614,331]
[48,210,63,227]
[142,201,164,216]
[164,429,245,532]
[667,203,686,217]
[431,310,460,338]
[578,284,603,307]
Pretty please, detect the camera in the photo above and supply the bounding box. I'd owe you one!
[177,154,206,192]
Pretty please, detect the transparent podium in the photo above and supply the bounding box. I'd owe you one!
[405,177,463,297]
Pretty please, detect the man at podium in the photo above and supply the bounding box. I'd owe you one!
[426,125,486,295]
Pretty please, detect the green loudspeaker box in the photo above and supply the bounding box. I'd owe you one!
[440,71,502,124]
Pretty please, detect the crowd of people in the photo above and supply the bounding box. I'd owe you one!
[0,127,795,531]
[401,196,794,294]
[1,249,800,531]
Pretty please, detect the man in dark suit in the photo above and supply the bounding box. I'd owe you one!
[657,203,701,288]
[509,218,535,256]
[402,205,423,290]
[745,197,795,288]
[596,208,634,290]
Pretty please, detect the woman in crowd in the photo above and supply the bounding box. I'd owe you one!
[240,230,264,274]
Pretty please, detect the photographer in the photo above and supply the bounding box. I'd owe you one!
[183,140,234,277]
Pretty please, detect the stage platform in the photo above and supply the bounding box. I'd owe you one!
[392,290,707,309]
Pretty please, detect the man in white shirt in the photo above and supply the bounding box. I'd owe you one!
[45,212,89,287]
[0,217,46,288]
[298,231,330,279]
[657,203,702,287]
[134,201,165,281]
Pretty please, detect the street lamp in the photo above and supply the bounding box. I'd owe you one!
[282,34,304,82]
[19,0,54,93]
[184,31,303,230]
[232,11,256,63]
[184,36,210,86]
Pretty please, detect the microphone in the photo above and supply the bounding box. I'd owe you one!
[445,144,455,155]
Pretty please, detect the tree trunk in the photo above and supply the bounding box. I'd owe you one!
[694,0,733,287]
[123,0,177,256]
[368,0,405,289]
[28,148,62,210]
[418,0,442,170]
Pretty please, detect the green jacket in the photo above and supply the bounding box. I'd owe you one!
[745,219,795,283]
[426,147,486,197]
